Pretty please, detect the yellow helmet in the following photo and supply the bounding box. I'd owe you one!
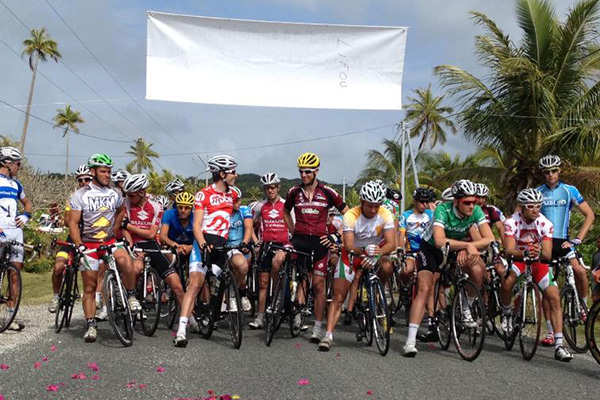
[175,191,195,206]
[297,152,320,169]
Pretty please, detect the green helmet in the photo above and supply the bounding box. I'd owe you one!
[87,153,113,168]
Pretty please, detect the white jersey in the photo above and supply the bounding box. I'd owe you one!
[0,173,25,229]
[342,206,395,248]
[504,212,553,251]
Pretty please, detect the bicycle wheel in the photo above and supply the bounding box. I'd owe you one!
[451,281,486,361]
[225,274,243,349]
[370,279,390,356]
[265,274,286,346]
[519,282,542,360]
[357,281,373,346]
[433,277,452,350]
[0,264,21,333]
[65,275,78,328]
[54,268,73,333]
[140,268,162,337]
[289,274,306,338]
[103,270,133,347]
[585,300,600,365]
[196,297,215,339]
[561,287,588,353]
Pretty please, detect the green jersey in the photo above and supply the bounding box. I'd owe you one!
[423,202,486,245]
[382,199,401,222]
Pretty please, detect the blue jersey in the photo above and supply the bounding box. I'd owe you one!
[161,209,195,245]
[227,206,252,245]
[399,209,433,251]
[536,182,584,239]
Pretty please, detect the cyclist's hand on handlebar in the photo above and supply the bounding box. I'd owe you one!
[457,249,468,267]
[199,241,210,252]
[527,243,541,259]
[564,238,581,248]
[361,256,376,269]
[240,242,250,254]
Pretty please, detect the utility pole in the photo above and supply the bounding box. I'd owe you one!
[342,175,346,202]
[406,124,420,187]
[400,122,406,213]
[196,155,209,187]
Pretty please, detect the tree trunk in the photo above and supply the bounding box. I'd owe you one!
[65,131,69,180]
[20,55,39,154]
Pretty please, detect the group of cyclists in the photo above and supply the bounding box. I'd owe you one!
[1,145,597,364]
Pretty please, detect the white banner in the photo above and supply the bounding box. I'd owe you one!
[146,12,407,110]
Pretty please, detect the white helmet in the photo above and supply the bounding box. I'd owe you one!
[517,188,544,205]
[451,179,476,199]
[111,169,130,183]
[155,195,170,209]
[123,173,149,193]
[75,165,91,177]
[260,172,281,186]
[475,183,490,197]
[231,186,242,199]
[207,155,237,173]
[441,187,454,201]
[165,178,184,195]
[0,147,22,163]
[359,180,386,204]
[539,155,561,170]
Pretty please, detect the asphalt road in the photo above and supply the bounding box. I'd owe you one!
[1,309,599,400]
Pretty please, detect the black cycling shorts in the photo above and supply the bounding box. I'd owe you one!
[258,241,284,272]
[135,241,175,280]
[552,238,573,260]
[417,241,458,274]
[290,234,329,277]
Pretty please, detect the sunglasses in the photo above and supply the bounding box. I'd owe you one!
[543,168,559,175]
[299,169,316,175]
[225,169,237,175]
[77,178,92,183]
[524,203,542,210]
[177,205,192,211]
[459,200,477,206]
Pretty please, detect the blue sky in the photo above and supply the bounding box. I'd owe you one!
[0,0,577,183]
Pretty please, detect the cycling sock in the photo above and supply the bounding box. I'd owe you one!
[314,320,323,329]
[178,317,188,336]
[546,320,554,335]
[325,332,333,340]
[127,289,135,297]
[554,332,563,348]
[53,293,59,300]
[86,318,97,328]
[502,305,512,315]
[582,297,588,306]
[95,292,102,303]
[239,289,247,297]
[407,323,419,345]
[257,312,265,321]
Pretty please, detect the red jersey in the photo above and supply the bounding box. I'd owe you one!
[284,182,345,236]
[194,184,239,238]
[125,197,163,244]
[254,198,289,243]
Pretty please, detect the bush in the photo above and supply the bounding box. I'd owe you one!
[23,257,53,273]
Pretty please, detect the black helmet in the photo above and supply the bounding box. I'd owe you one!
[385,188,402,201]
[412,187,433,201]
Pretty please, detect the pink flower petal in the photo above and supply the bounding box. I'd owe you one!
[156,365,166,373]
[0,393,4,400]
[220,395,233,400]
[126,381,137,388]
[50,345,57,352]
[171,331,177,337]
[42,356,49,362]
[0,364,9,371]
[427,343,436,350]
[294,342,303,349]
[336,352,341,358]
[297,378,310,386]
[367,390,374,396]
[46,384,59,392]
[91,375,100,381]
[34,362,42,369]
[139,384,147,389]
[86,362,99,372]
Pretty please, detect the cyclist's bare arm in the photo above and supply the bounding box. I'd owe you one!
[283,209,294,233]
[114,206,126,237]
[540,238,552,262]
[398,229,407,249]
[573,200,595,243]
[243,217,253,243]
[125,221,159,240]
[468,223,494,250]
[192,208,206,246]
[20,196,33,214]
[159,224,175,247]
[432,225,476,252]
[380,228,397,255]
[493,220,506,246]
[68,210,84,247]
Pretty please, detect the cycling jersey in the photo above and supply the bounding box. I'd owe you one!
[161,208,194,245]
[481,204,505,225]
[327,215,343,235]
[536,181,583,239]
[504,212,553,251]
[125,197,163,244]
[253,198,290,243]
[400,209,433,251]
[382,199,401,221]
[423,202,486,245]
[284,182,345,236]
[0,173,25,229]
[227,205,252,246]
[342,206,394,248]
[69,183,123,243]
[194,184,239,238]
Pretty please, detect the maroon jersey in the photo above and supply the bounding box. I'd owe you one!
[481,204,506,225]
[254,198,289,243]
[284,182,345,236]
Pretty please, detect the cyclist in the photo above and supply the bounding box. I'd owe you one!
[283,152,348,343]
[403,179,494,357]
[68,154,137,342]
[226,186,254,312]
[159,191,196,255]
[500,188,573,362]
[110,169,130,195]
[0,147,33,331]
[319,181,396,351]
[155,195,171,211]
[174,155,239,347]
[165,178,185,202]
[474,183,506,244]
[536,155,594,346]
[48,165,92,314]
[249,173,289,329]
[326,207,343,277]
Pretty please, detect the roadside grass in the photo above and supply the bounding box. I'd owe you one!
[21,270,54,306]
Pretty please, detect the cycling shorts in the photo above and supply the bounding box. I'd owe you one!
[552,238,576,260]
[134,241,176,280]
[56,235,73,260]
[334,248,362,283]
[80,239,122,272]
[510,261,556,292]
[257,241,285,272]
[290,234,329,277]
[0,228,24,263]
[189,233,227,275]
[417,240,444,274]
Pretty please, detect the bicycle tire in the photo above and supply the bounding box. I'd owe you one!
[561,287,588,353]
[265,274,286,346]
[225,274,243,349]
[0,264,21,333]
[370,279,390,356]
[585,300,600,365]
[504,291,520,351]
[196,297,215,339]
[360,281,374,346]
[65,276,78,328]
[54,267,73,333]
[519,282,541,360]
[103,270,133,347]
[451,281,486,361]
[433,277,452,350]
[140,268,162,337]
[289,272,307,338]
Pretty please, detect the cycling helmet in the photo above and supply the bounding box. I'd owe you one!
[441,187,454,201]
[451,179,476,199]
[207,155,237,173]
[374,179,387,190]
[175,191,195,206]
[517,188,544,205]
[538,154,561,170]
[413,187,433,201]
[231,186,242,199]
[111,169,130,182]
[0,147,22,162]
[88,153,113,168]
[359,181,386,204]
[475,183,490,197]
[123,173,149,193]
[155,195,170,209]
[75,165,91,177]
[165,178,185,194]
[260,172,281,186]
[386,188,402,201]
[297,152,320,169]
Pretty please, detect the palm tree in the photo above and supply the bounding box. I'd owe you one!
[434,0,600,202]
[21,28,62,154]
[404,85,457,150]
[126,137,160,173]
[357,138,410,189]
[53,105,84,178]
